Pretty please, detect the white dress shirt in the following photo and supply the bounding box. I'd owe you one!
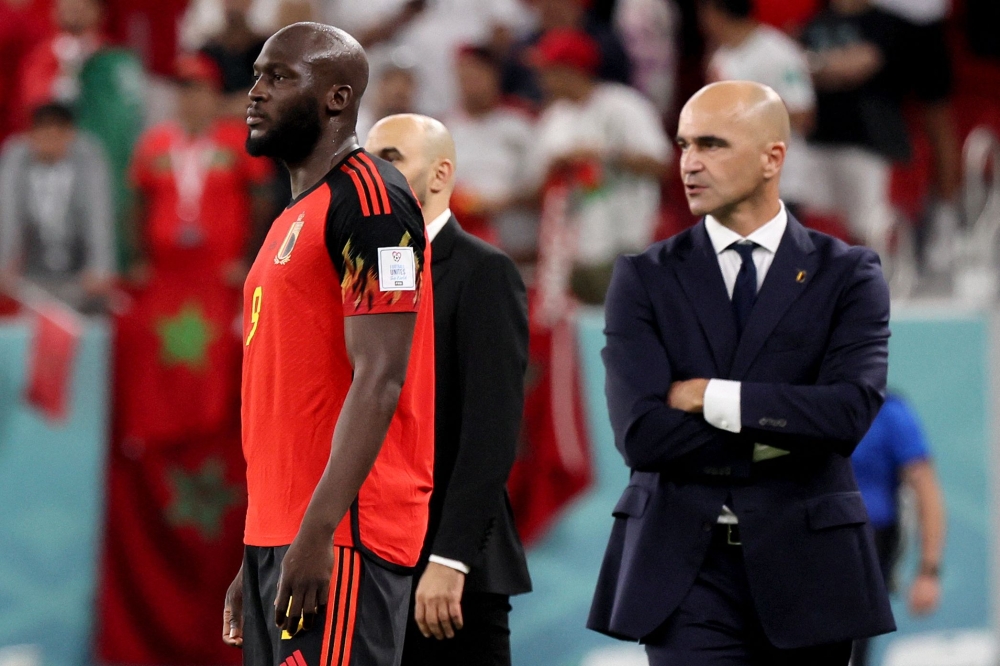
[424,207,471,575]
[702,202,790,523]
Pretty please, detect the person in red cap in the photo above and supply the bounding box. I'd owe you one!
[94,52,272,665]
[527,28,670,304]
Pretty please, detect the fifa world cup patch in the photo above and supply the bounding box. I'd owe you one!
[377,246,416,291]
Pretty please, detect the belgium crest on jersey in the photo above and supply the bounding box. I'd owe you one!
[274,213,305,265]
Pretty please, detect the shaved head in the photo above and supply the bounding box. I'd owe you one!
[365,114,456,220]
[246,22,369,164]
[676,80,790,223]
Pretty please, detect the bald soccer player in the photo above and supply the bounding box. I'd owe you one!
[222,23,435,666]
[587,81,895,665]
[365,114,531,666]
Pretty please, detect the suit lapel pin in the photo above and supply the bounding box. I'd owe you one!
[795,270,807,284]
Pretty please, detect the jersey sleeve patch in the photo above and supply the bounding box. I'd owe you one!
[377,246,416,291]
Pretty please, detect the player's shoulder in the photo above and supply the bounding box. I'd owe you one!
[803,223,880,270]
[328,149,419,215]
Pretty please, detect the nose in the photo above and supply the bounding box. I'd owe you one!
[248,77,266,102]
[680,147,703,177]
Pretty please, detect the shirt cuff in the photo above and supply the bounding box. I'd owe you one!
[428,555,470,575]
[704,379,742,433]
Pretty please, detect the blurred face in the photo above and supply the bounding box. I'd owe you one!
[365,122,431,205]
[676,100,769,218]
[178,81,219,130]
[376,70,415,117]
[247,37,324,163]
[456,55,500,113]
[29,123,75,163]
[537,64,582,101]
[698,2,726,42]
[55,0,102,34]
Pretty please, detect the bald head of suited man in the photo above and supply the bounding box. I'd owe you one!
[246,22,368,164]
[365,113,456,224]
[676,81,790,224]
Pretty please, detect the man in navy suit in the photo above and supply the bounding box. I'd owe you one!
[587,80,895,665]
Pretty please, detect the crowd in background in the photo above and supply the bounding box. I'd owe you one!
[3,0,1000,312]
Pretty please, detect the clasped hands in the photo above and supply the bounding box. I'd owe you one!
[667,378,710,413]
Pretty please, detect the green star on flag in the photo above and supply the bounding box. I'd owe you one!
[166,457,241,539]
[156,302,215,370]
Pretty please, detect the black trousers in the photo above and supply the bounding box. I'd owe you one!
[644,527,852,666]
[851,524,902,666]
[400,589,512,666]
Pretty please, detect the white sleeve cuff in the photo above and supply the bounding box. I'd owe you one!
[704,379,742,433]
[428,555,471,574]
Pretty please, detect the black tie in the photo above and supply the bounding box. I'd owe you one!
[730,241,758,337]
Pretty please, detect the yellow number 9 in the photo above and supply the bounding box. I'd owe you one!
[245,286,262,346]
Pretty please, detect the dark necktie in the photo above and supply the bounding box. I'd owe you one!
[730,241,758,337]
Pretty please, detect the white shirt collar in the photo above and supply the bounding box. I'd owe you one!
[705,201,788,255]
[426,208,452,243]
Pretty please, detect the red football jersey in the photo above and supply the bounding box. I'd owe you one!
[241,149,435,569]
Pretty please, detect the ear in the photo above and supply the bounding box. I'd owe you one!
[762,141,786,180]
[326,84,354,114]
[427,159,455,195]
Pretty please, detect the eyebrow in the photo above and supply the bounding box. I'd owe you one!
[377,147,404,160]
[675,135,731,147]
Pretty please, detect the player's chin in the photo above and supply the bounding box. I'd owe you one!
[685,193,714,218]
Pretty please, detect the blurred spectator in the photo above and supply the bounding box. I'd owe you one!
[850,393,946,666]
[0,0,49,146]
[528,29,669,303]
[16,0,146,269]
[873,0,960,273]
[200,0,267,118]
[126,54,270,286]
[445,44,539,258]
[800,0,908,258]
[701,0,816,212]
[95,54,270,665]
[0,102,114,310]
[357,65,417,142]
[614,0,680,116]
[503,0,632,106]
[327,0,534,117]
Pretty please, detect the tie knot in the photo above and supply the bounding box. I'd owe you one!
[729,241,757,264]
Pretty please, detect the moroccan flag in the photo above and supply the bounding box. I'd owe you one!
[25,301,81,422]
[507,174,593,546]
[96,429,246,666]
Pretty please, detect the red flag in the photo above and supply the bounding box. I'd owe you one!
[25,301,82,422]
[507,172,594,546]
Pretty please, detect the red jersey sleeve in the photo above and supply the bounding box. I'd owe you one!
[325,152,427,317]
[129,130,160,192]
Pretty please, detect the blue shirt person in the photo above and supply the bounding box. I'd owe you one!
[850,394,946,666]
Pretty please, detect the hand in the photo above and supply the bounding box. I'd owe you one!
[274,530,333,636]
[81,272,114,298]
[908,573,941,616]
[414,562,465,640]
[222,566,244,648]
[125,263,151,288]
[667,379,710,413]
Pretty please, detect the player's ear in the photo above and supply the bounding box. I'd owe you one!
[428,159,454,194]
[326,84,353,114]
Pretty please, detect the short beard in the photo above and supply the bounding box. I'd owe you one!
[245,97,323,164]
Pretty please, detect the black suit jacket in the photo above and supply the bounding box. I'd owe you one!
[588,216,895,648]
[420,217,532,596]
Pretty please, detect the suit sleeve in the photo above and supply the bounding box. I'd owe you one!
[603,255,727,470]
[430,253,529,566]
[739,249,890,456]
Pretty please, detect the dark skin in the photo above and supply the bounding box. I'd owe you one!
[223,22,419,648]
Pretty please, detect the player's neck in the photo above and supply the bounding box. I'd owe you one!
[286,130,360,199]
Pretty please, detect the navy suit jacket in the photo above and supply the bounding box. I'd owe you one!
[587,216,896,649]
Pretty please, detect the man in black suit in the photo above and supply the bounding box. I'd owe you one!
[365,113,532,666]
[588,81,895,665]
